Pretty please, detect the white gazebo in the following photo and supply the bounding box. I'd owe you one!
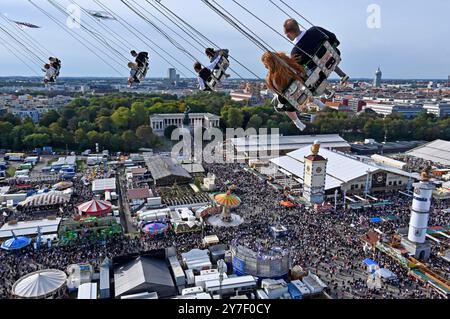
[12,269,67,299]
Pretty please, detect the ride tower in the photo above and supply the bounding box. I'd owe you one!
[400,171,434,261]
[303,141,327,206]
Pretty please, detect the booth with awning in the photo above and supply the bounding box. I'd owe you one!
[17,192,70,211]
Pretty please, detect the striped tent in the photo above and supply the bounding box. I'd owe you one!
[17,192,70,209]
[77,198,112,217]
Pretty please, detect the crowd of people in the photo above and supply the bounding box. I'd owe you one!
[0,161,448,299]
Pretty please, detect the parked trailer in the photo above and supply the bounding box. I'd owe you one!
[204,276,257,296]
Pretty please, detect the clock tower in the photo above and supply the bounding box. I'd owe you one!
[303,141,327,205]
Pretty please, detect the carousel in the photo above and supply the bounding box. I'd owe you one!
[77,198,112,217]
[207,189,244,227]
[12,269,67,299]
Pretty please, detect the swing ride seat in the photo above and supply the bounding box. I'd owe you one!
[212,55,230,81]
[306,40,342,78]
[205,54,230,90]
[129,59,149,87]
[281,40,340,108]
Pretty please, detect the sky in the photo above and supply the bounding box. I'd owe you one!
[0,0,449,79]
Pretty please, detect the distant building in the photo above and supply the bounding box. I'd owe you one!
[228,134,351,161]
[351,140,426,156]
[374,67,382,88]
[150,113,221,136]
[324,101,353,112]
[9,109,40,123]
[168,68,177,82]
[230,91,263,106]
[364,103,423,118]
[230,83,263,106]
[423,103,450,118]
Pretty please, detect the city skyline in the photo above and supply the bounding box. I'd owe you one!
[0,0,449,79]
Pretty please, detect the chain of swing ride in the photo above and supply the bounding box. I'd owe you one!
[91,0,195,77]
[27,0,194,78]
[146,0,262,80]
[0,15,48,70]
[28,0,125,76]
[3,0,322,82]
[200,0,331,90]
[120,0,253,81]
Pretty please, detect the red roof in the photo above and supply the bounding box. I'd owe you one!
[131,168,147,175]
[77,198,112,217]
[127,188,151,200]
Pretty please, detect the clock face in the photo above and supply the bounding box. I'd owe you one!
[306,166,311,172]
[316,167,323,174]
[414,187,421,195]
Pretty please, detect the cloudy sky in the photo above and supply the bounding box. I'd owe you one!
[0,0,449,79]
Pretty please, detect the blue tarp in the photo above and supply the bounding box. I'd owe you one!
[370,217,383,223]
[288,283,303,299]
[378,268,397,280]
[363,258,378,267]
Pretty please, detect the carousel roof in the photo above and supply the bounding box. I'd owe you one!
[142,222,169,234]
[1,235,31,251]
[53,181,73,191]
[214,191,241,207]
[12,269,67,299]
[18,192,70,209]
[77,198,112,216]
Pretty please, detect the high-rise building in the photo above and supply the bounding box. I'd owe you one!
[374,67,382,88]
[303,141,327,206]
[168,68,177,82]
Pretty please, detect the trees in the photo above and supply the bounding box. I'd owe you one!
[95,116,112,132]
[363,119,385,142]
[2,92,449,153]
[246,114,263,130]
[121,130,139,151]
[0,122,14,148]
[224,107,244,128]
[39,110,60,127]
[130,102,149,129]
[111,107,131,130]
[23,133,51,149]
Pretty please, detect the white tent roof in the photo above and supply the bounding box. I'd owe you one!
[0,218,62,239]
[92,178,116,192]
[406,139,450,166]
[12,269,67,298]
[287,147,380,183]
[270,156,346,191]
